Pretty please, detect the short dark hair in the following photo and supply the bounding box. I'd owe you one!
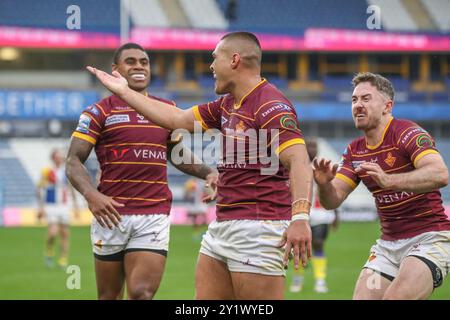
[221,31,261,50]
[112,43,146,64]
[220,32,262,67]
[352,72,395,101]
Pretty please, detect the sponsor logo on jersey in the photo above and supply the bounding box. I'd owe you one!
[384,152,396,167]
[86,105,99,116]
[76,114,91,133]
[111,148,130,159]
[105,114,130,126]
[376,191,414,205]
[261,103,292,118]
[114,106,132,110]
[137,114,149,123]
[401,127,426,144]
[221,115,228,126]
[351,160,365,169]
[133,149,167,160]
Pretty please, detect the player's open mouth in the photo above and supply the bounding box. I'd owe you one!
[355,114,366,118]
[130,74,146,80]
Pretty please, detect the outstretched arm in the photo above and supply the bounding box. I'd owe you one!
[66,137,123,229]
[313,158,354,210]
[87,67,198,132]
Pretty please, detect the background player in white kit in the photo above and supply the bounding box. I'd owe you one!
[290,139,339,293]
[36,148,79,268]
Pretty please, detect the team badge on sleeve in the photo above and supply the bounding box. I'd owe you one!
[280,115,298,131]
[415,134,434,148]
[76,114,91,133]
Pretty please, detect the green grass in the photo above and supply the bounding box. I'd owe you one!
[0,223,449,300]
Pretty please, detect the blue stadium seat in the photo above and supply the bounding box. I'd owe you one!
[389,76,411,92]
[431,92,449,102]
[322,76,353,92]
[267,77,288,90]
[216,0,370,34]
[198,75,216,90]
[0,141,36,206]
[0,0,120,33]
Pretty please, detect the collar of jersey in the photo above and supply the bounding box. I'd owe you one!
[366,116,394,150]
[233,78,266,110]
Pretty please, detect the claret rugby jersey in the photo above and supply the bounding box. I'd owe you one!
[72,94,179,215]
[336,117,450,240]
[193,79,305,221]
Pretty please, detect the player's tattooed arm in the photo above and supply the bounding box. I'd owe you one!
[168,142,218,201]
[167,142,217,180]
[66,137,123,229]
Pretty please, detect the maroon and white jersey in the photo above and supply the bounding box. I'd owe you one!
[336,117,450,240]
[72,94,179,215]
[193,79,305,221]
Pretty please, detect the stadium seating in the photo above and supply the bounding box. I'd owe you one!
[216,0,370,34]
[0,0,120,33]
[179,0,228,30]
[421,0,450,33]
[0,140,35,205]
[367,0,419,31]
[129,0,170,28]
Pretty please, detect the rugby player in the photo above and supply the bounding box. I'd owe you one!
[313,72,450,299]
[66,43,217,300]
[87,32,313,299]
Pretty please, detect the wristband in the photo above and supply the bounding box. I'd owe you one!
[291,213,310,222]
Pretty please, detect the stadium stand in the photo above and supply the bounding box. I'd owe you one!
[179,0,228,30]
[367,0,419,31]
[216,0,369,34]
[129,0,170,28]
[158,0,191,28]
[0,140,35,205]
[421,0,450,33]
[0,0,120,33]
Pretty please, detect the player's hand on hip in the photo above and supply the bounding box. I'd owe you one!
[84,190,124,229]
[356,162,392,189]
[312,158,338,186]
[86,66,129,97]
[278,220,312,269]
[203,172,219,203]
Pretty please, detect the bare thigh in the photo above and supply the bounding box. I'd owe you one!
[230,272,285,300]
[383,256,434,300]
[124,251,166,300]
[353,268,392,300]
[94,258,125,300]
[195,253,235,300]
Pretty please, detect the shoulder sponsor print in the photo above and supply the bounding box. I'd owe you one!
[105,114,130,126]
[76,114,91,133]
[261,103,292,118]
